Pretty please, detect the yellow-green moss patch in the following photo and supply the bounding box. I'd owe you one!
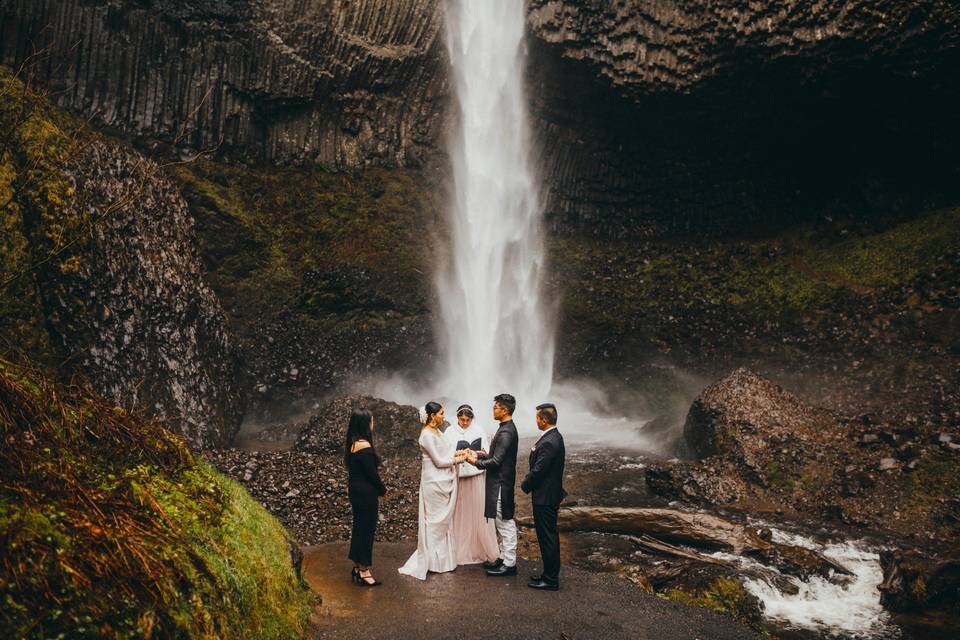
[0,359,311,639]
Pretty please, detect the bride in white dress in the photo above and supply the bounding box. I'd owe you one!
[398,401,466,580]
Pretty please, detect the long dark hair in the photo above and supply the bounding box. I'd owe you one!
[343,408,380,467]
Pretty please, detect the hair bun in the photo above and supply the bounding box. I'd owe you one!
[418,405,428,425]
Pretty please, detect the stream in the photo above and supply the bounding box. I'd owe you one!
[550,446,958,640]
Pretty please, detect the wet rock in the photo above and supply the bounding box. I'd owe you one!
[294,396,419,457]
[879,548,960,614]
[644,461,748,506]
[33,138,242,449]
[879,458,898,471]
[682,368,838,464]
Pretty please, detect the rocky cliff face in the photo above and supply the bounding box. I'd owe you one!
[0,0,447,166]
[527,0,960,234]
[1,67,242,448]
[45,139,244,448]
[3,0,958,234]
[527,1,959,93]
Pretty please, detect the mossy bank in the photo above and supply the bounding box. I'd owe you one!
[0,359,311,638]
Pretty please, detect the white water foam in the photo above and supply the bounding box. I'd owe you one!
[715,527,896,637]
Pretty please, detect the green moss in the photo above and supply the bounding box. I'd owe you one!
[763,461,789,489]
[903,454,960,510]
[664,577,764,631]
[170,159,438,346]
[809,209,960,287]
[0,359,311,639]
[553,206,960,363]
[0,64,95,363]
[0,156,50,357]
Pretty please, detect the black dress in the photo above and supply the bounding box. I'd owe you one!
[347,447,386,566]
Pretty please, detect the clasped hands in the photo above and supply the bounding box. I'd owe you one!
[454,448,484,465]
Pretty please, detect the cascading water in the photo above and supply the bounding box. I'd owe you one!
[436,0,553,415]
[712,525,896,638]
[370,0,649,444]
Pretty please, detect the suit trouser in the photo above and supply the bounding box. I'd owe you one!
[495,489,517,567]
[533,504,560,584]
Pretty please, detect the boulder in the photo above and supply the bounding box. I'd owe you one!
[682,368,838,463]
[878,548,960,614]
[294,395,419,458]
[644,461,748,506]
[676,369,854,509]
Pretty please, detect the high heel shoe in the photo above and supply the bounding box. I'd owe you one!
[351,568,361,584]
[357,570,382,587]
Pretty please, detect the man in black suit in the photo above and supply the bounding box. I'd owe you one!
[465,393,519,576]
[520,402,566,591]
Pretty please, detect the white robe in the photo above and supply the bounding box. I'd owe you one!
[398,428,459,580]
[442,421,490,479]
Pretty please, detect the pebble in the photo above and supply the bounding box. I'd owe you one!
[204,448,420,545]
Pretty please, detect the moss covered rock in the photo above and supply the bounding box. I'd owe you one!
[0,358,311,639]
[170,157,441,407]
[0,65,242,448]
[552,206,960,378]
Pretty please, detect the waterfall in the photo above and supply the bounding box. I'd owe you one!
[437,0,554,415]
[369,0,648,446]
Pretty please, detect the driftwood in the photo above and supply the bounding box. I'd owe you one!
[521,506,851,580]
[623,534,725,565]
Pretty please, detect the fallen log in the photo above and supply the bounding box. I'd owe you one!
[520,506,851,581]
[622,534,725,565]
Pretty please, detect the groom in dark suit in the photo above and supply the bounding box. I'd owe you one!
[520,402,566,590]
[465,393,519,576]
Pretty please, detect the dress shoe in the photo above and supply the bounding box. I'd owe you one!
[485,563,517,577]
[528,573,542,581]
[527,578,559,591]
[482,558,504,571]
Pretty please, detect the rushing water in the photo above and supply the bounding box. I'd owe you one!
[436,0,553,416]
[711,526,896,638]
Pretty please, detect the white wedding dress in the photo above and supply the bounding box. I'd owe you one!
[398,427,459,580]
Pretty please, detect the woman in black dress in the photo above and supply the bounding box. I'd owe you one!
[345,408,386,586]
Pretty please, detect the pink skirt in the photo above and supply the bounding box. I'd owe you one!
[452,473,500,565]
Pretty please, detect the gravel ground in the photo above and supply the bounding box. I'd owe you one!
[204,448,421,545]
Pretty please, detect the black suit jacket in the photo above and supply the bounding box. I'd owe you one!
[475,419,519,520]
[520,428,566,506]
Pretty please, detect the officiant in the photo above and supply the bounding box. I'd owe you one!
[442,404,499,565]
